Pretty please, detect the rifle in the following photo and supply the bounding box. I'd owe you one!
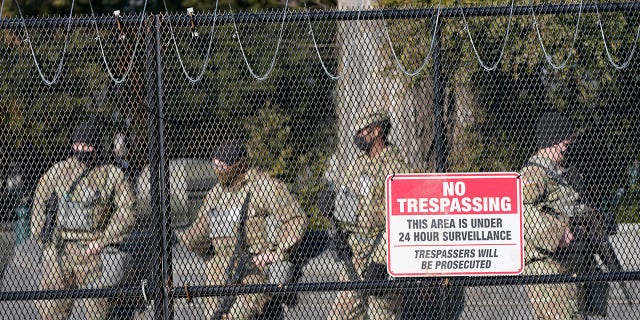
[526,161,634,308]
[39,192,58,245]
[571,209,633,305]
[318,188,361,282]
[211,192,252,320]
[318,187,386,319]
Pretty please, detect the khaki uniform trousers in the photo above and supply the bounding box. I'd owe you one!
[525,249,595,320]
[0,223,16,280]
[36,241,109,320]
[328,233,402,320]
[202,255,269,320]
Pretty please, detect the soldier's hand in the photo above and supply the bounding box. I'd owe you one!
[253,251,278,269]
[558,227,574,249]
[86,241,103,255]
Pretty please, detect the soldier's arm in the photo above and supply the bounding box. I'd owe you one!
[258,177,307,261]
[96,167,136,248]
[521,166,567,252]
[31,171,54,245]
[176,197,213,258]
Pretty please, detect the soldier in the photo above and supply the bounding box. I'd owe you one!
[31,120,136,320]
[520,111,601,320]
[328,112,409,320]
[177,139,307,319]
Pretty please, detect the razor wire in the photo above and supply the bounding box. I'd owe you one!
[459,0,514,72]
[381,1,442,77]
[162,0,219,83]
[595,0,640,70]
[12,0,75,86]
[229,0,288,81]
[304,2,363,80]
[88,0,148,84]
[1,5,640,320]
[2,5,640,83]
[530,0,583,70]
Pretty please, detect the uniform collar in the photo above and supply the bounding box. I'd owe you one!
[221,170,251,192]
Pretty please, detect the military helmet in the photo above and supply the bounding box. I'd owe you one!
[354,111,390,134]
[536,111,575,149]
[71,119,101,148]
[212,139,248,166]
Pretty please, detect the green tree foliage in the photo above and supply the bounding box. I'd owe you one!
[159,18,337,227]
[378,0,640,222]
[2,0,639,226]
[0,17,150,190]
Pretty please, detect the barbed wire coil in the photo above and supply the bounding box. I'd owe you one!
[381,1,442,77]
[162,0,219,83]
[530,0,583,70]
[594,0,640,70]
[89,0,148,84]
[304,2,363,80]
[230,0,288,81]
[459,0,514,72]
[13,0,75,86]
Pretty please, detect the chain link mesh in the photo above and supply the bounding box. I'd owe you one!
[0,3,639,319]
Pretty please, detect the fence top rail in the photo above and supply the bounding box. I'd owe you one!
[0,1,639,29]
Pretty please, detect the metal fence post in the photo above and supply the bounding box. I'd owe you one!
[430,14,452,318]
[146,14,174,320]
[431,13,446,173]
[154,14,174,320]
[145,14,161,320]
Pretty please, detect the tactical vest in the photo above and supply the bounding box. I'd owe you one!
[334,185,360,226]
[207,172,282,255]
[206,189,248,239]
[334,148,398,234]
[57,189,100,232]
[56,167,102,233]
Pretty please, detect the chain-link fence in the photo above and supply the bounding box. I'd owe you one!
[1,2,640,319]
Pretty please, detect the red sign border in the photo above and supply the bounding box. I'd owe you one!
[385,172,524,277]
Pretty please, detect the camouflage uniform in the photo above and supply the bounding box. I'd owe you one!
[521,155,597,320]
[180,168,307,320]
[31,156,136,320]
[328,113,410,320]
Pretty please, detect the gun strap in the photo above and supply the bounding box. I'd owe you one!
[328,222,384,320]
[66,165,95,197]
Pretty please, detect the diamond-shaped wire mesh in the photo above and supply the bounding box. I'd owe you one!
[0,3,639,320]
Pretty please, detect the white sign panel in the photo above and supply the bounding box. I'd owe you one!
[385,173,524,277]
